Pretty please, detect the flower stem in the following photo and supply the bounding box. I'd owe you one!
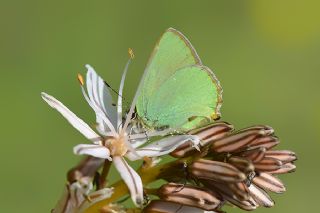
[98,160,111,190]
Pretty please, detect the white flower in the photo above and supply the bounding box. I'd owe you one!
[41,63,200,206]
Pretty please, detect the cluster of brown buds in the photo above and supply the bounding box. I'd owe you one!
[144,122,297,212]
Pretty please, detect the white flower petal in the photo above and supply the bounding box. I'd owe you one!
[85,64,117,128]
[117,59,131,131]
[113,156,143,207]
[41,92,101,143]
[80,86,117,136]
[95,117,112,136]
[73,144,111,160]
[126,135,201,161]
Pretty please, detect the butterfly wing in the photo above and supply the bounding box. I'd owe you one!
[142,65,222,130]
[136,28,222,130]
[137,28,200,112]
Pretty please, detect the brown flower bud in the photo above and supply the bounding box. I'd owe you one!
[227,156,255,174]
[202,180,248,200]
[191,122,234,146]
[253,157,283,172]
[239,146,266,163]
[202,180,257,211]
[190,159,246,182]
[252,173,286,193]
[249,136,279,150]
[268,162,296,174]
[265,150,297,163]
[171,122,233,158]
[158,183,221,211]
[237,125,274,135]
[211,127,269,153]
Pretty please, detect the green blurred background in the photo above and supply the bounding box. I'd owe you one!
[1,0,319,212]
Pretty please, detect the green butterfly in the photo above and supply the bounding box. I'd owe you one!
[135,28,222,132]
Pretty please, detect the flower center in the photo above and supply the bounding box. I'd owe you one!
[105,134,128,157]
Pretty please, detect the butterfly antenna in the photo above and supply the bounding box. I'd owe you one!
[104,81,130,105]
[104,81,119,96]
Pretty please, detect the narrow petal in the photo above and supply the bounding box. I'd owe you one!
[41,92,101,143]
[117,59,131,131]
[86,65,117,125]
[113,156,143,207]
[84,65,117,136]
[81,86,117,136]
[126,135,200,161]
[73,144,111,160]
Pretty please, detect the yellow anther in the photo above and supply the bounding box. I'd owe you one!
[77,73,84,86]
[128,48,134,59]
